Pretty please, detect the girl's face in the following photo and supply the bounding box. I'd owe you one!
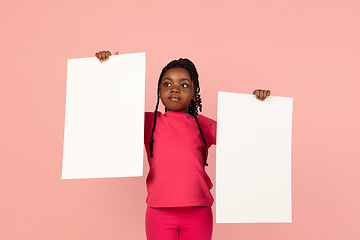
[160,68,195,113]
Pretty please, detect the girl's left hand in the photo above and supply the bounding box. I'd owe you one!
[253,89,271,101]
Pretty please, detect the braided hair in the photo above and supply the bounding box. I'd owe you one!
[149,58,209,166]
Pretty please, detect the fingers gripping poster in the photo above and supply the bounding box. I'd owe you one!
[216,92,293,223]
[62,52,145,179]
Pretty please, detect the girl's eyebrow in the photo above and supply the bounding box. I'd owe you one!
[162,77,191,82]
[180,78,191,82]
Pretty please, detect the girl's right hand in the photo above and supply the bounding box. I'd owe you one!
[95,50,119,62]
[253,89,271,101]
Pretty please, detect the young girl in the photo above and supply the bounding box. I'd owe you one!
[96,50,270,240]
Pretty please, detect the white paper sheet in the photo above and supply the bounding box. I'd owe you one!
[62,52,145,179]
[216,92,293,223]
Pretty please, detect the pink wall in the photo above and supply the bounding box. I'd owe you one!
[1,0,359,239]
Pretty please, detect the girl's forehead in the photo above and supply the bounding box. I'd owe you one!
[163,68,191,79]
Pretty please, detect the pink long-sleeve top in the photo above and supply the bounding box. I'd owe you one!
[144,111,217,208]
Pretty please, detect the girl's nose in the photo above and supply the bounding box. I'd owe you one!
[170,87,180,93]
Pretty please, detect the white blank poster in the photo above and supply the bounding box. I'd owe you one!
[62,52,145,179]
[216,92,293,223]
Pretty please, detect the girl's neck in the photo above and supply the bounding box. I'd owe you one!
[163,111,191,117]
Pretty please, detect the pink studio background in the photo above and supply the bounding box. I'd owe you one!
[1,0,359,239]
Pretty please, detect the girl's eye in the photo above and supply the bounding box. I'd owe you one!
[164,82,171,87]
[181,83,189,88]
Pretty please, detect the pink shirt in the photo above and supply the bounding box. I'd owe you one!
[144,111,217,208]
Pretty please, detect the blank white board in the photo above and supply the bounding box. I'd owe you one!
[62,52,145,179]
[216,92,293,223]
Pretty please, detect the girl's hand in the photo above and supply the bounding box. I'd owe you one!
[253,89,271,101]
[95,50,119,63]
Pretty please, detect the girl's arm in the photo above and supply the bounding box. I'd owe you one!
[95,50,119,62]
[253,89,270,101]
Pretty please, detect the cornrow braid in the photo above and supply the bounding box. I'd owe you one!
[149,58,209,166]
[192,100,208,166]
[148,85,160,157]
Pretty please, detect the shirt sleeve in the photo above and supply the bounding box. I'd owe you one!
[207,117,217,145]
[144,112,154,146]
[198,115,217,146]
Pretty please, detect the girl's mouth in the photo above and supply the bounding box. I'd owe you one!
[169,95,180,101]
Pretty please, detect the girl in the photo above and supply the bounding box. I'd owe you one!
[96,50,270,240]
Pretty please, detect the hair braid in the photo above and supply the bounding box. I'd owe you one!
[149,85,160,157]
[192,101,208,166]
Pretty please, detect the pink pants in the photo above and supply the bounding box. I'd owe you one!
[145,206,213,240]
